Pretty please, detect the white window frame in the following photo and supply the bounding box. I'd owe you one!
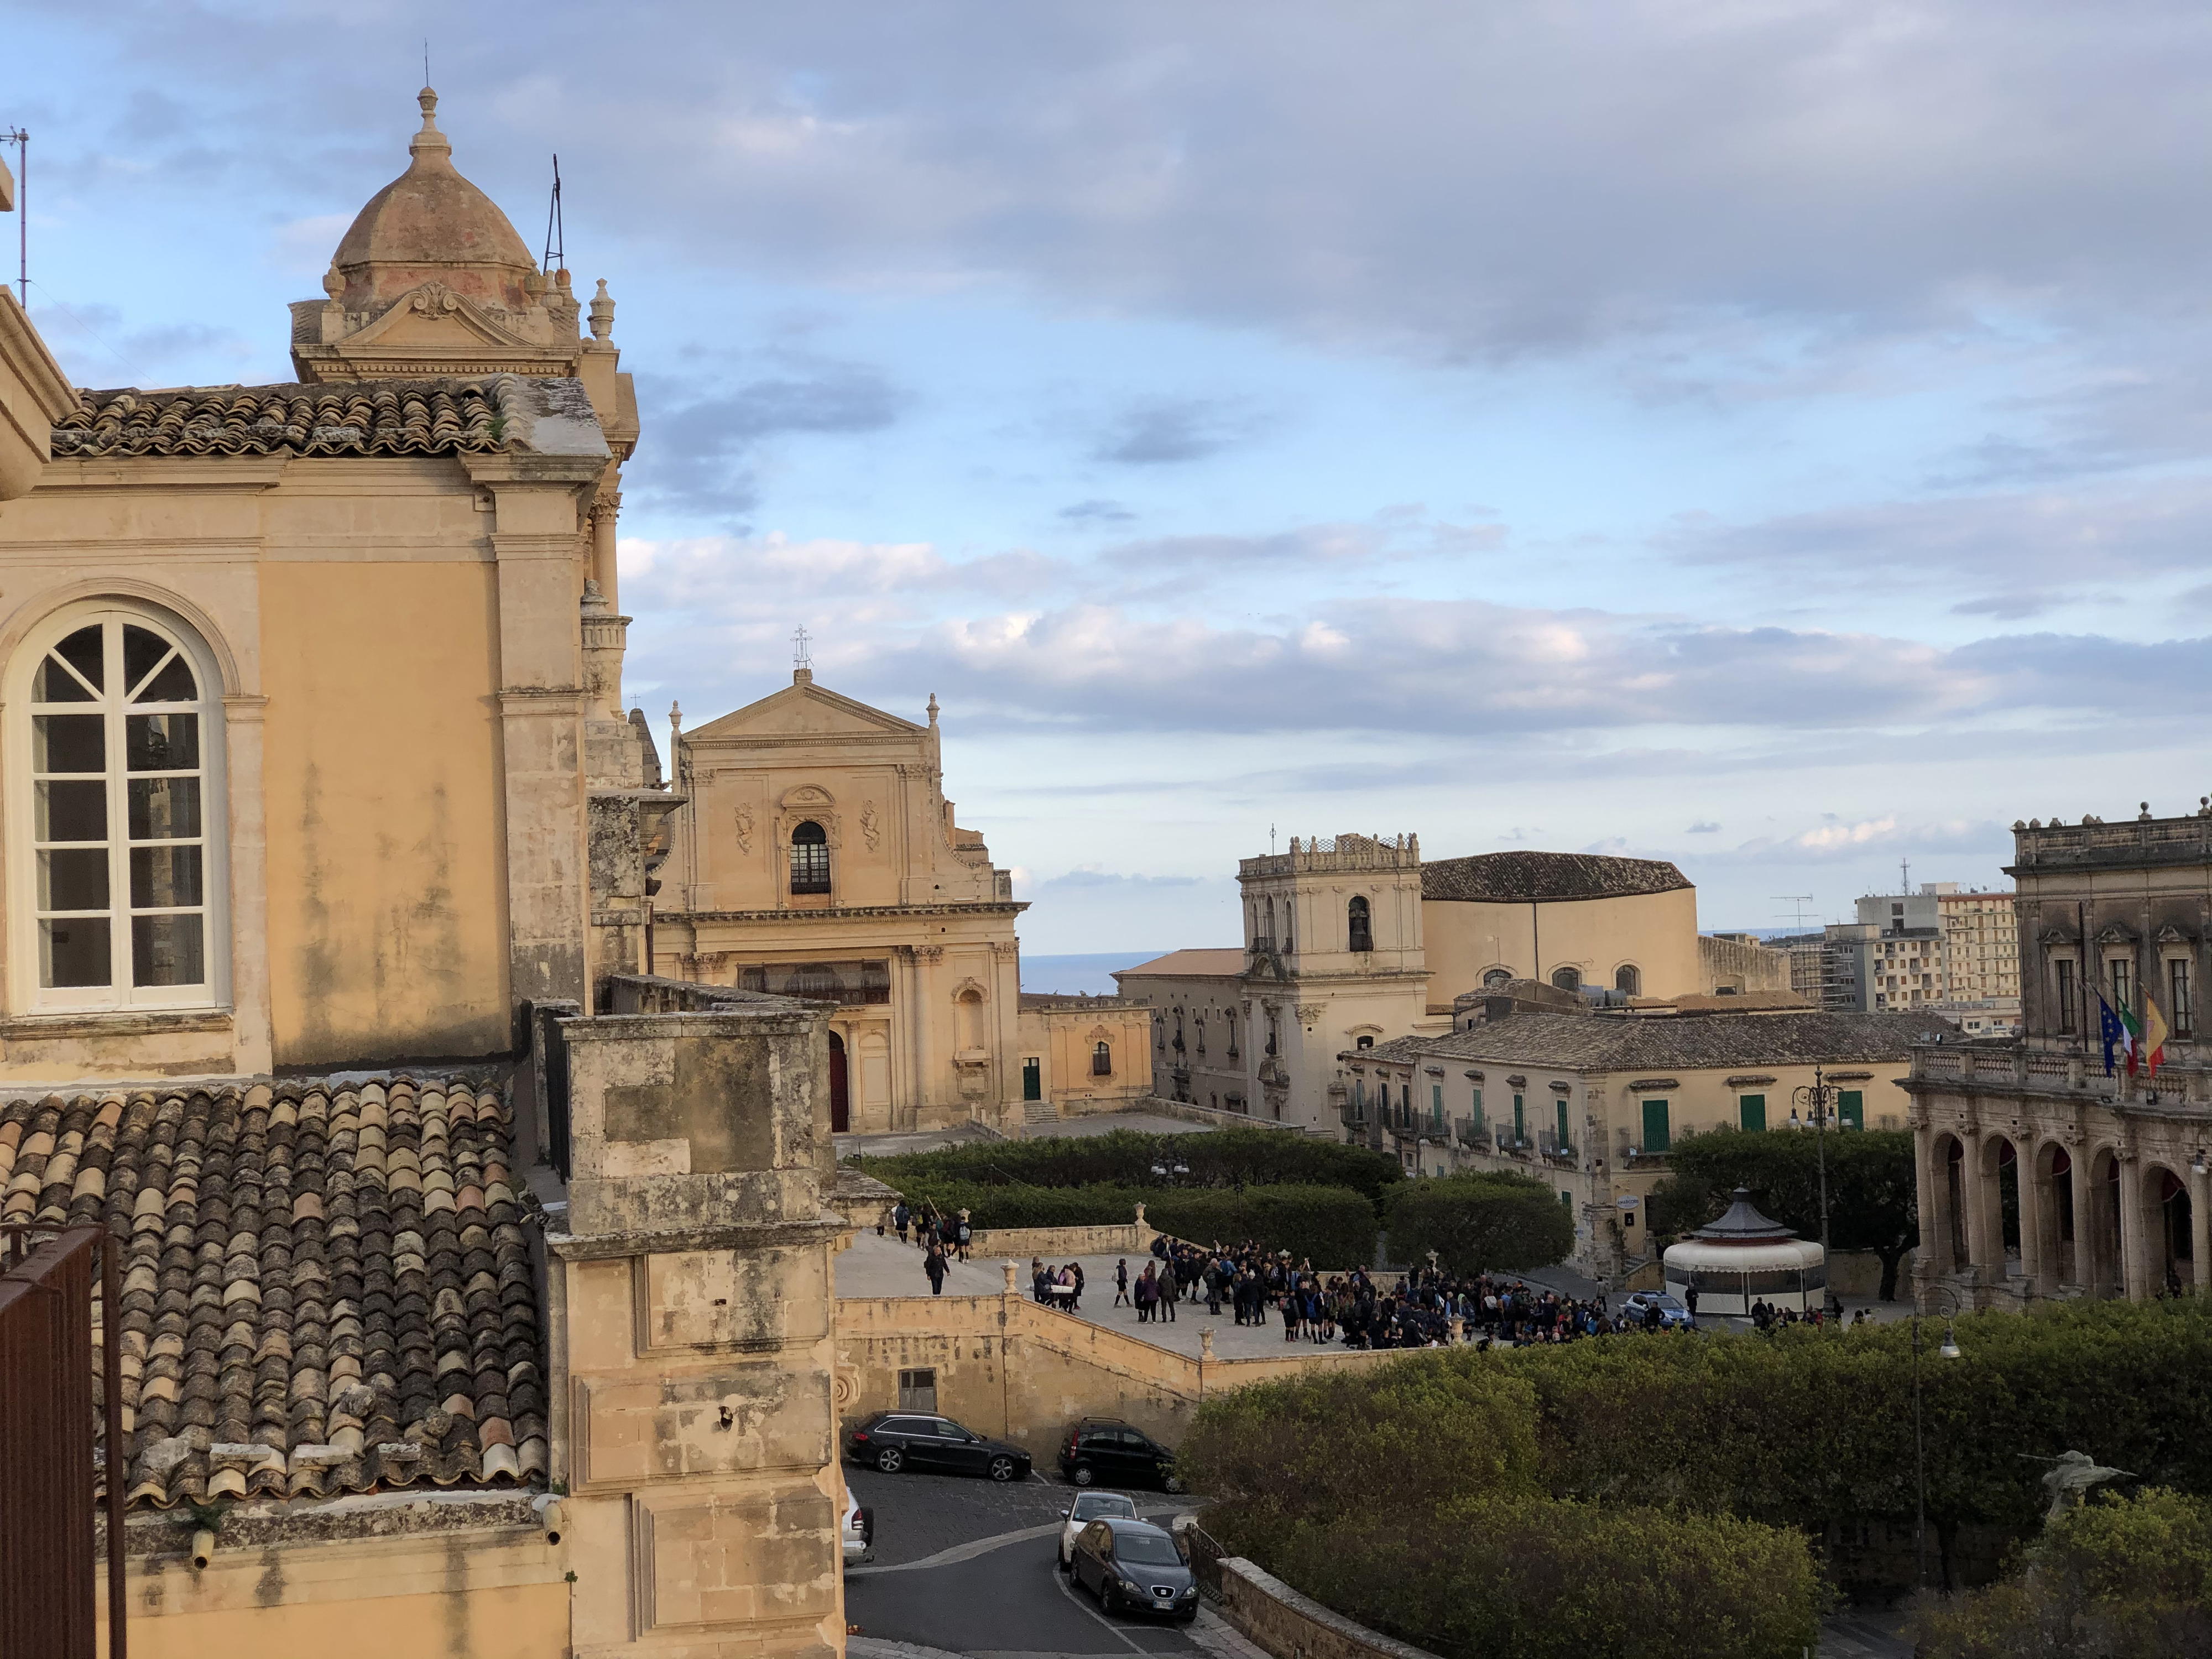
[8,602,229,1015]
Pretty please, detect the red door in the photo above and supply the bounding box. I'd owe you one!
[829,1031,850,1133]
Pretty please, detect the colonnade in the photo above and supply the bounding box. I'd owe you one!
[1913,1115,2212,1303]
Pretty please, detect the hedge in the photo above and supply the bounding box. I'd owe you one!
[1908,1488,2212,1658]
[1382,1171,1574,1273]
[852,1126,1402,1206]
[896,1180,1380,1267]
[1185,1297,2212,1569]
[1182,1354,1820,1659]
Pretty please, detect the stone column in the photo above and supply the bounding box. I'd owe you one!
[221,692,275,1074]
[2119,1151,2151,1302]
[2193,1163,2212,1292]
[1913,1120,1943,1288]
[1959,1130,1992,1290]
[2015,1138,2044,1300]
[2069,1144,2100,1296]
[591,486,622,613]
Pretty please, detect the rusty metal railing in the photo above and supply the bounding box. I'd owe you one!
[0,1223,127,1658]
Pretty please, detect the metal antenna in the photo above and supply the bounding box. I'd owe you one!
[1772,894,1815,934]
[542,154,565,273]
[1901,856,1911,895]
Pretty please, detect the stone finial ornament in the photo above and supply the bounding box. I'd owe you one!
[589,279,615,341]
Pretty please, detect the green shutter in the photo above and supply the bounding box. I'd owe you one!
[1432,1083,1444,1125]
[1022,1058,1042,1102]
[1839,1090,1864,1130]
[1470,1088,1484,1131]
[1559,1190,1573,1209]
[1641,1099,1671,1153]
[1739,1093,1766,1133]
[1513,1094,1525,1142]
[1556,1099,1572,1149]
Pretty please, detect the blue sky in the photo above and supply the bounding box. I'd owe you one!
[9,1,2212,953]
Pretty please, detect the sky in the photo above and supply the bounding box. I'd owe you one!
[7,1,2211,954]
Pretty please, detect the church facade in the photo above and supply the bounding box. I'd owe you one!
[654,667,1150,1133]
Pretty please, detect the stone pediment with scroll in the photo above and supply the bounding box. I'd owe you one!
[687,680,927,747]
[336,280,540,353]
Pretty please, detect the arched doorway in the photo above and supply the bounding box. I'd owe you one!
[2037,1141,2073,1294]
[1939,1135,1967,1274]
[2087,1149,2124,1298]
[2153,1165,2193,1296]
[829,1030,849,1133]
[1981,1136,2021,1284]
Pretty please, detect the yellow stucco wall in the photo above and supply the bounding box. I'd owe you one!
[1423,886,1703,1001]
[260,557,510,1063]
[103,1524,568,1659]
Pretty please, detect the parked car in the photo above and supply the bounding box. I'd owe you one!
[1068,1516,1199,1621]
[1058,1490,1139,1571]
[1059,1418,1183,1491]
[842,1487,874,1566]
[1623,1290,1694,1329]
[844,1411,1033,1481]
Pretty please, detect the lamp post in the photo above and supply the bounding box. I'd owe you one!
[1913,1283,1965,1590]
[1788,1063,1843,1318]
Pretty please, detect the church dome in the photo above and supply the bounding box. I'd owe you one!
[330,88,539,316]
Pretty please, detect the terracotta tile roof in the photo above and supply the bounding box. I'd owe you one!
[1421,851,1693,903]
[1114,948,1248,980]
[49,373,605,461]
[0,1075,544,1510]
[1350,1009,1954,1072]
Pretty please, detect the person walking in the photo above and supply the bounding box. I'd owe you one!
[1114,1259,1131,1307]
[924,1245,948,1296]
[956,1211,973,1262]
[892,1201,910,1244]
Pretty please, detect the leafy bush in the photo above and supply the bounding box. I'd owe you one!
[1650,1126,1919,1297]
[1265,1498,1822,1659]
[1382,1171,1574,1272]
[852,1126,1402,1206]
[899,1180,1379,1266]
[1183,1350,1821,1659]
[1909,1488,2212,1658]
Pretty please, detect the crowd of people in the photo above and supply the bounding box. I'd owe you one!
[886,1200,1875,1336]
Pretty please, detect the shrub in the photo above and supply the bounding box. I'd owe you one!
[1262,1498,1823,1659]
[1908,1488,2212,1659]
[852,1126,1402,1206]
[1382,1171,1574,1272]
[895,1181,1379,1266]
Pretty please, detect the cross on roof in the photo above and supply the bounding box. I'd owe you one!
[792,624,812,671]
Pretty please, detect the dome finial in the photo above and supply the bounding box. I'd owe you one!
[410,85,452,164]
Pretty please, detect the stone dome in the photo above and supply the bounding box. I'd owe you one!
[330,88,538,316]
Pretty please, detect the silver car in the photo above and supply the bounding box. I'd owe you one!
[1058,1490,1139,1570]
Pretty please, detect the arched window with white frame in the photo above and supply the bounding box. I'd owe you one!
[12,604,227,1011]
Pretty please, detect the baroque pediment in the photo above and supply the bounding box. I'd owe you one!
[338,281,538,352]
[687,679,926,745]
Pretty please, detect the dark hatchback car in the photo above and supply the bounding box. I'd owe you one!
[1059,1418,1183,1491]
[1070,1516,1198,1621]
[845,1411,1033,1481]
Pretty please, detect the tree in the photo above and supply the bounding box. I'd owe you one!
[1383,1172,1574,1274]
[1651,1126,1919,1298]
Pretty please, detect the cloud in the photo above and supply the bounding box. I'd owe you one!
[629,357,903,516]
[1719,814,2013,863]
[1091,397,1270,465]
[1687,820,1720,833]
[1060,498,1136,524]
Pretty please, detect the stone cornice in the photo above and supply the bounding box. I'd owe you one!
[547,1213,848,1260]
[664,901,1027,922]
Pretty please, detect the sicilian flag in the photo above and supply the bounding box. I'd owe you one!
[2097,993,2133,1077]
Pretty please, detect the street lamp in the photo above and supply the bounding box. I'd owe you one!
[1788,1063,1844,1319]
[1913,1284,1966,1590]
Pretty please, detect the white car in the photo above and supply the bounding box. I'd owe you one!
[843,1489,874,1566]
[1058,1490,1139,1570]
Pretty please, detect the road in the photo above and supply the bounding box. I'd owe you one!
[843,1462,1228,1659]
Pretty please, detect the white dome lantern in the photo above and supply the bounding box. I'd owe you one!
[1662,1187,1827,1316]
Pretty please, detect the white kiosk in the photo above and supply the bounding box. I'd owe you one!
[1662,1187,1827,1316]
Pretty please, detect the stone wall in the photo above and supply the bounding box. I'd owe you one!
[834,1280,1401,1460]
[96,1497,566,1659]
[1213,1556,1444,1659]
[970,1220,1156,1258]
